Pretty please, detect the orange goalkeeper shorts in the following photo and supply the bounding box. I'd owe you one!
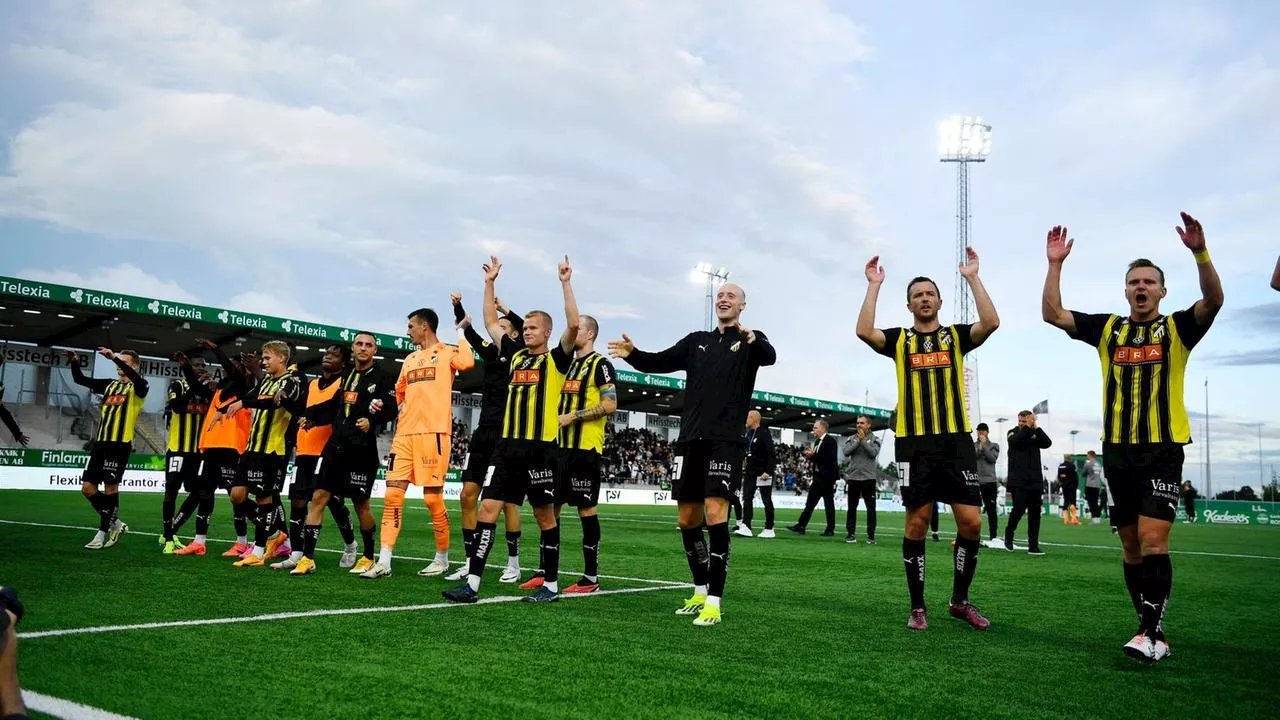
[386,433,451,487]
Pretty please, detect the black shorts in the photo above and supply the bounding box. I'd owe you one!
[557,448,603,508]
[234,452,287,496]
[82,443,131,486]
[894,434,981,510]
[1102,443,1184,526]
[316,448,376,502]
[672,440,744,504]
[461,428,499,486]
[165,451,202,493]
[289,455,323,502]
[481,439,557,508]
[1063,486,1078,506]
[199,448,241,492]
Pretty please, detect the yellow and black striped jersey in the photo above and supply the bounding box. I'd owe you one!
[96,380,146,444]
[244,373,304,456]
[166,379,210,454]
[1069,307,1212,445]
[501,337,573,444]
[877,324,978,438]
[557,352,616,454]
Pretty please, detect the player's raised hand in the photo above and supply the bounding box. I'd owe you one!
[1046,226,1073,263]
[607,334,635,359]
[15,432,29,447]
[97,347,115,361]
[450,292,462,305]
[1176,212,1206,252]
[64,350,80,365]
[558,255,573,283]
[959,246,980,278]
[173,351,188,366]
[865,256,885,285]
[195,338,217,351]
[734,322,757,344]
[483,256,503,282]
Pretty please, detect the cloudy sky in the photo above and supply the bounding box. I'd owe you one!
[1,0,1277,491]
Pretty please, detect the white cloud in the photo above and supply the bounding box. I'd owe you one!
[16,263,200,303]
[227,290,323,323]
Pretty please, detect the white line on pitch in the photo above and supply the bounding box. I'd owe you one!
[0,518,688,586]
[22,689,139,720]
[19,584,689,640]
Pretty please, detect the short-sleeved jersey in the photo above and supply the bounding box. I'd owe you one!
[296,375,343,457]
[877,324,978,438]
[246,373,300,456]
[200,388,251,453]
[503,337,573,444]
[557,352,616,454]
[97,380,146,444]
[166,379,210,454]
[1069,306,1211,445]
[394,339,475,436]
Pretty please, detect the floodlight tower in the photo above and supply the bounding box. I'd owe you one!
[939,115,992,424]
[691,261,731,331]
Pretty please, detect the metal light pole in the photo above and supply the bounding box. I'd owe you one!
[1204,378,1212,498]
[1070,429,1080,456]
[691,262,731,332]
[940,115,992,423]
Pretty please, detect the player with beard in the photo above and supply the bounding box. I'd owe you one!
[856,247,1000,631]
[445,293,526,584]
[1041,214,1222,661]
[608,282,776,626]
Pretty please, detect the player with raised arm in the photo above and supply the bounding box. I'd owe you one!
[443,255,579,604]
[68,347,150,549]
[608,283,776,626]
[0,359,30,448]
[445,293,526,584]
[158,353,212,553]
[855,247,1000,631]
[1041,213,1222,662]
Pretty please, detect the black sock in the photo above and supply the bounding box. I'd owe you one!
[680,526,710,588]
[106,493,120,527]
[580,515,601,581]
[360,525,375,560]
[1123,560,1144,625]
[271,497,286,536]
[463,528,477,559]
[903,537,927,611]
[328,497,355,546]
[195,494,214,536]
[233,500,249,538]
[951,536,980,605]
[1140,554,1172,641]
[173,494,200,534]
[541,525,561,585]
[707,522,730,599]
[505,530,520,560]
[162,492,178,540]
[304,523,321,559]
[88,493,110,531]
[469,521,497,578]
[254,503,270,548]
[288,503,306,553]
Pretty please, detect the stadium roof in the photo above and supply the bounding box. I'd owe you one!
[0,275,891,432]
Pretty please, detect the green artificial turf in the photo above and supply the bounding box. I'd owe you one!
[2,489,1277,720]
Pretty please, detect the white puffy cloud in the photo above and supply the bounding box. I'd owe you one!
[16,263,201,303]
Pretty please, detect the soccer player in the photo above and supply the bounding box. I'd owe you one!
[1041,213,1222,662]
[1058,454,1081,525]
[856,247,1000,631]
[363,309,474,579]
[520,314,617,594]
[973,423,1001,546]
[608,282,776,626]
[739,410,776,538]
[300,332,398,576]
[159,354,212,553]
[1083,450,1104,525]
[223,341,306,567]
[0,362,30,447]
[843,415,880,544]
[442,254,580,604]
[271,343,355,571]
[67,347,149,549]
[445,293,526,584]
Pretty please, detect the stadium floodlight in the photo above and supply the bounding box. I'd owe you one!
[938,115,992,162]
[691,261,731,331]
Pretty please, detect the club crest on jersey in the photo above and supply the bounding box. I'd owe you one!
[366,384,376,393]
[730,341,742,352]
[1133,327,1145,345]
[923,337,934,352]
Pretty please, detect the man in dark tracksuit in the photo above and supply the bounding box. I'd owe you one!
[1004,410,1052,555]
[843,415,880,544]
[974,423,1001,545]
[789,419,840,536]
[737,410,777,538]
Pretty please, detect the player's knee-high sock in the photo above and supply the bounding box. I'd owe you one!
[425,492,450,559]
[327,496,355,546]
[466,521,497,591]
[951,536,980,605]
[706,522,730,609]
[271,495,285,537]
[903,537,927,611]
[680,526,710,595]
[360,522,375,561]
[253,503,270,556]
[580,515,601,582]
[1123,560,1143,625]
[162,482,180,541]
[303,524,321,559]
[88,492,111,532]
[288,502,306,556]
[464,528,477,559]
[172,493,200,535]
[379,486,405,566]
[505,530,521,566]
[540,524,561,592]
[195,493,214,540]
[1140,554,1172,641]
[105,493,120,526]
[232,500,250,543]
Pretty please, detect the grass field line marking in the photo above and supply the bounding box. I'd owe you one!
[0,518,688,586]
[22,689,139,720]
[18,584,690,641]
